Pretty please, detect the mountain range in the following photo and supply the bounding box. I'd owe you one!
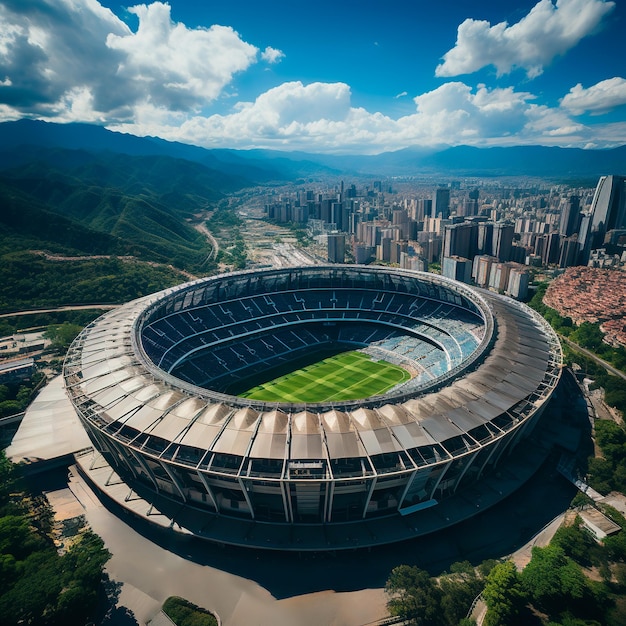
[2,119,626,180]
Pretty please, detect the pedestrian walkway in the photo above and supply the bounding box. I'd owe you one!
[557,453,604,501]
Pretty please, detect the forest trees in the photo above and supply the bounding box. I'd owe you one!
[385,561,487,626]
[0,451,111,625]
[387,542,617,626]
[43,322,83,353]
[0,372,45,418]
[588,419,626,495]
[482,561,525,626]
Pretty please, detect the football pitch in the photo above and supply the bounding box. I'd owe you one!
[240,351,411,403]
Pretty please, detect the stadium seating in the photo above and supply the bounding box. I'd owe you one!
[140,285,485,395]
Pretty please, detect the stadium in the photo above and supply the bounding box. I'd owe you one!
[63,265,562,550]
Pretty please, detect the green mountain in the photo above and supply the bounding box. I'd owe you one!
[3,119,625,180]
[0,135,258,313]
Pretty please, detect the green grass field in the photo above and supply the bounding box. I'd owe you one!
[239,351,411,403]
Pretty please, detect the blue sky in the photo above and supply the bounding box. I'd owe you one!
[1,0,626,153]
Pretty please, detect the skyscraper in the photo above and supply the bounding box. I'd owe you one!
[432,187,450,219]
[327,233,346,263]
[477,222,494,256]
[559,195,581,237]
[582,175,626,257]
[443,222,478,259]
[492,223,514,262]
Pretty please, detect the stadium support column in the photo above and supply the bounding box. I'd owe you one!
[362,474,378,518]
[195,470,220,513]
[321,429,334,523]
[427,459,453,501]
[237,476,255,520]
[397,469,418,510]
[475,438,505,481]
[128,447,160,493]
[280,480,291,523]
[160,461,187,502]
[490,418,523,467]
[451,450,480,493]
[91,429,137,478]
[324,480,335,523]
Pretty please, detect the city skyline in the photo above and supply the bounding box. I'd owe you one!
[1,0,626,153]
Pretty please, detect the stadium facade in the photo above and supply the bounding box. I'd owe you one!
[63,266,562,549]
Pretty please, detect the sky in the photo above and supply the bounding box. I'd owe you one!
[1,0,626,154]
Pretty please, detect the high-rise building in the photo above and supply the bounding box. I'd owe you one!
[541,231,561,266]
[477,222,494,256]
[559,195,581,237]
[492,223,514,262]
[348,211,360,235]
[392,208,408,225]
[443,222,478,260]
[432,188,451,219]
[378,237,393,262]
[488,262,512,292]
[472,255,498,287]
[506,266,530,300]
[390,241,408,264]
[559,235,580,268]
[400,251,428,271]
[327,233,345,263]
[416,198,432,222]
[442,256,472,284]
[354,242,374,264]
[581,175,626,258]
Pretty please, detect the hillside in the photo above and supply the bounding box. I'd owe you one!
[0,119,335,181]
[2,120,625,180]
[0,133,259,312]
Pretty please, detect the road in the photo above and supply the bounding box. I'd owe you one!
[559,334,626,382]
[0,304,120,319]
[192,219,219,263]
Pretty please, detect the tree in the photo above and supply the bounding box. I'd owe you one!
[482,561,525,626]
[385,564,442,626]
[552,519,599,567]
[162,596,218,626]
[44,322,83,352]
[521,545,587,615]
[439,561,482,626]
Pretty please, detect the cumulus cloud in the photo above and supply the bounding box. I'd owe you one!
[0,0,258,121]
[108,80,603,153]
[0,0,130,116]
[110,81,357,149]
[107,3,258,109]
[561,77,626,115]
[436,0,615,79]
[411,82,539,140]
[261,46,285,64]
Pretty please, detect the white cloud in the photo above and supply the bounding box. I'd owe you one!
[0,0,130,115]
[394,91,408,99]
[436,0,615,79]
[0,1,624,152]
[561,77,626,115]
[0,0,258,121]
[411,82,536,139]
[261,46,285,64]
[108,80,608,153]
[107,3,258,110]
